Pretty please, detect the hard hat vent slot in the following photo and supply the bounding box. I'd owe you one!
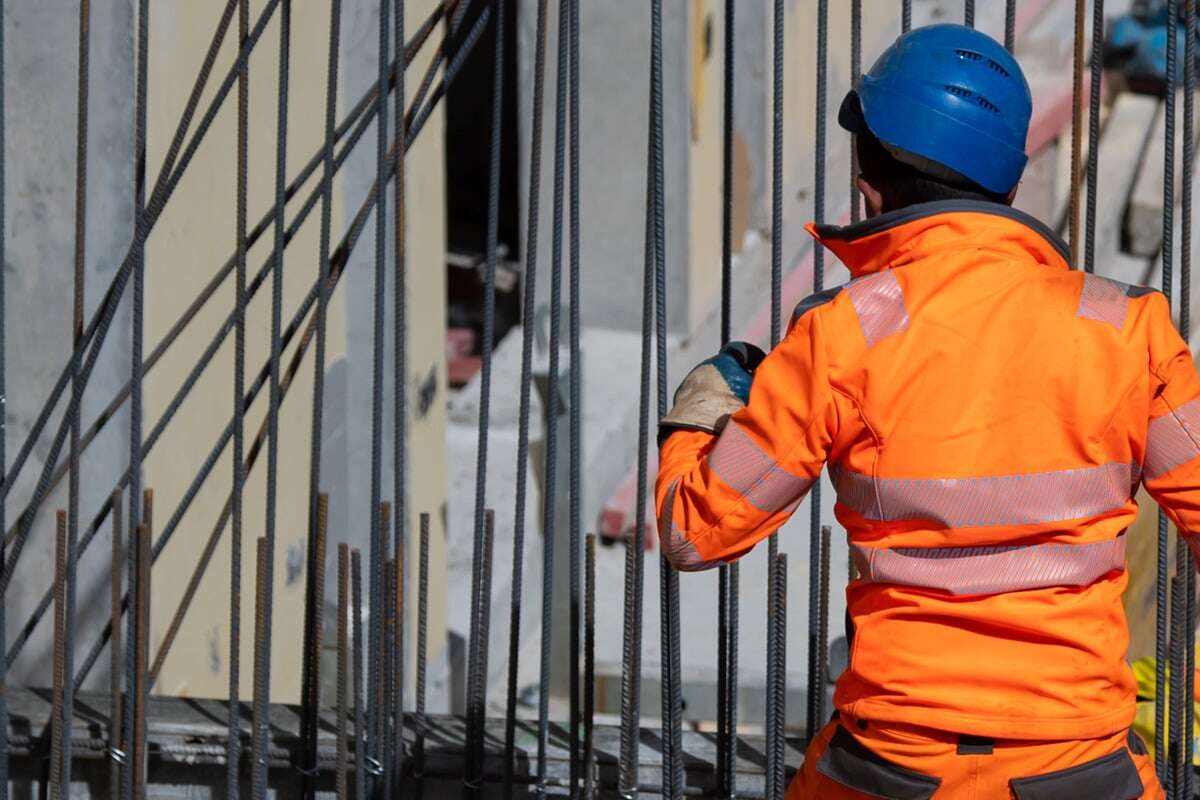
[944,84,1000,113]
[955,48,1012,79]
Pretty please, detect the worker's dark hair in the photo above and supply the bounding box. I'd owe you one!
[855,126,1012,211]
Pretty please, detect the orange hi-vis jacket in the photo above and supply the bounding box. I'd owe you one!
[656,200,1200,742]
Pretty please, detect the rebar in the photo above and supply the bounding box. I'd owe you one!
[1157,0,1180,787]
[300,0,341,790]
[108,492,123,800]
[583,533,597,800]
[414,513,430,782]
[0,0,7,787]
[965,0,975,27]
[1084,0,1104,274]
[504,0,548,794]
[466,510,496,793]
[352,549,367,800]
[1005,0,1017,52]
[902,0,912,33]
[1069,0,1086,265]
[336,544,350,800]
[765,553,788,800]
[227,0,249,795]
[1182,1,1197,796]
[568,1,584,794]
[132,522,150,800]
[50,510,67,800]
[250,536,270,800]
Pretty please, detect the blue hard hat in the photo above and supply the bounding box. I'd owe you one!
[839,24,1032,195]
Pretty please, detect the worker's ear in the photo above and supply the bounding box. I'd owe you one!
[856,176,884,218]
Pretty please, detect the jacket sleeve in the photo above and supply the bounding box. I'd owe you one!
[1141,291,1200,564]
[654,306,836,571]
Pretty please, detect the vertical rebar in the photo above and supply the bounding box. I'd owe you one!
[227,0,249,796]
[250,535,272,800]
[50,510,68,800]
[1157,0,1180,786]
[125,0,149,791]
[352,549,366,800]
[816,524,831,728]
[1069,0,1085,265]
[301,493,329,797]
[620,0,658,791]
[965,0,975,27]
[472,0,504,790]
[62,3,90,794]
[367,0,391,785]
[1173,570,1187,795]
[132,522,150,800]
[765,553,788,800]
[718,3,737,786]
[902,0,912,33]
[467,509,496,794]
[805,0,828,745]
[1083,0,1104,274]
[391,0,409,786]
[336,544,350,800]
[583,533,596,800]
[300,0,341,790]
[504,0,548,795]
[414,513,430,783]
[1005,0,1017,52]
[771,0,785,350]
[109,491,123,800]
[255,3,290,795]
[381,558,396,800]
[373,502,392,786]
[1182,2,1196,796]
[0,0,7,792]
[850,0,862,224]
[568,1,584,795]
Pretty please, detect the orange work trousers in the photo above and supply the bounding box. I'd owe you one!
[789,714,1164,800]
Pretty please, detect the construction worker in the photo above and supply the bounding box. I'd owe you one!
[656,23,1190,799]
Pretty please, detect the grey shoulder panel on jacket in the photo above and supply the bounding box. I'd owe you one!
[790,284,845,329]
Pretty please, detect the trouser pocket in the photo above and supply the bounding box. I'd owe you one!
[815,725,941,800]
[1009,747,1144,800]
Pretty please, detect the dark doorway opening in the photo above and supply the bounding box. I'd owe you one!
[444,1,521,387]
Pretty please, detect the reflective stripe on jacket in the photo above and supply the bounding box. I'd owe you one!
[655,200,1200,741]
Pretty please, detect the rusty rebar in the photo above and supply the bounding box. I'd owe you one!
[132,522,150,800]
[301,493,329,794]
[414,512,430,785]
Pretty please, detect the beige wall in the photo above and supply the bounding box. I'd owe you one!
[142,0,447,702]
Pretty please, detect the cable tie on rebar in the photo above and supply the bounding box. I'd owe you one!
[107,746,128,764]
[294,764,321,777]
[365,756,384,776]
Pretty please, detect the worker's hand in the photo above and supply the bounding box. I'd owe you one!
[659,341,767,445]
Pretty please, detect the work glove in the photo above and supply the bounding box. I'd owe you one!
[659,341,767,445]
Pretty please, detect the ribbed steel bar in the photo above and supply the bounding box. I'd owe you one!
[131,522,150,800]
[352,549,366,800]
[765,553,788,800]
[583,533,596,800]
[414,513,430,784]
[301,494,329,798]
[850,0,862,224]
[649,0,682,793]
[619,0,658,791]
[770,0,785,350]
[1156,0,1180,785]
[372,504,392,791]
[466,510,496,794]
[806,0,829,744]
[50,510,67,800]
[0,0,7,787]
[250,536,270,800]
[253,3,290,793]
[391,0,409,788]
[1005,0,1018,52]
[816,524,831,734]
[1083,0,1104,274]
[902,0,912,33]
[1172,570,1186,795]
[1182,2,1196,796]
[503,0,548,794]
[336,544,350,800]
[538,0,571,789]
[367,0,392,782]
[470,0,503,790]
[61,2,90,794]
[1069,0,1085,265]
[227,1,249,795]
[299,0,341,792]
[965,0,975,26]
[568,0,583,794]
[381,556,396,800]
[717,1,738,796]
[108,492,123,800]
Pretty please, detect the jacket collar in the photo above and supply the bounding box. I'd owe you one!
[806,200,1072,279]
